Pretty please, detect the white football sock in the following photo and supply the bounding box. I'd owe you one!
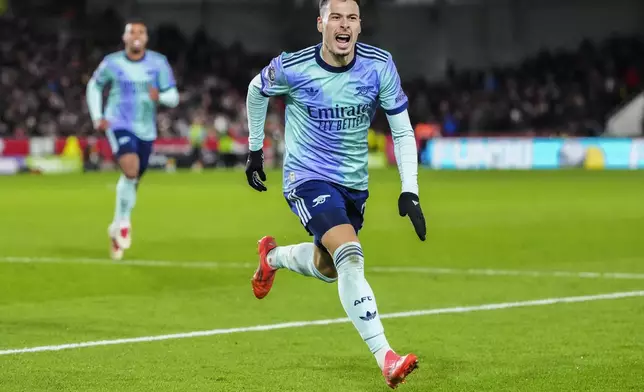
[114,175,137,224]
[267,243,336,283]
[334,241,391,369]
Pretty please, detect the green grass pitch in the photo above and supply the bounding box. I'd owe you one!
[1,169,643,391]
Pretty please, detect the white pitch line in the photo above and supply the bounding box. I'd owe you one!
[0,256,254,270]
[2,256,644,280]
[1,290,643,356]
[370,266,644,280]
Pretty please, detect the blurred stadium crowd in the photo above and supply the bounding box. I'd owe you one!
[1,8,643,141]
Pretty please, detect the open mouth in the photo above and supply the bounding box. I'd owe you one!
[335,34,351,45]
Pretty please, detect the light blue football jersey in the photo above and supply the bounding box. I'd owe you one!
[90,50,176,141]
[259,43,409,192]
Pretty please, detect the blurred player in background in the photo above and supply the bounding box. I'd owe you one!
[244,0,425,388]
[86,19,179,260]
[188,112,207,171]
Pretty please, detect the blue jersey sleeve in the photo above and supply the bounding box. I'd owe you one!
[158,56,176,92]
[379,56,408,115]
[91,58,114,88]
[259,54,290,97]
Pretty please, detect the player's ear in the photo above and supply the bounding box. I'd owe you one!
[317,16,323,34]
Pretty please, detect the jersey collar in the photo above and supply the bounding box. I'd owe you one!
[315,43,356,73]
[124,50,147,63]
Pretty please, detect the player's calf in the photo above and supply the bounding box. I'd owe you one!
[263,242,337,284]
[111,153,140,251]
[313,247,337,280]
[252,238,338,299]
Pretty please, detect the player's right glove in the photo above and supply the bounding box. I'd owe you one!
[245,149,267,192]
[398,192,426,241]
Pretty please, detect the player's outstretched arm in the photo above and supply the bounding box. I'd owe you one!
[245,73,270,192]
[387,110,426,241]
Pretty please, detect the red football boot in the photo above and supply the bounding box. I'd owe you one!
[382,350,419,389]
[251,236,278,299]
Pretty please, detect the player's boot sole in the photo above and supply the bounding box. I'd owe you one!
[251,236,278,299]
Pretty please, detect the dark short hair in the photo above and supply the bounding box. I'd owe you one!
[125,17,146,27]
[319,0,361,12]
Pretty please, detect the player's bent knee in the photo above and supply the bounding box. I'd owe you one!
[123,172,138,181]
[319,223,359,256]
[309,211,360,279]
[333,241,365,278]
[118,153,140,180]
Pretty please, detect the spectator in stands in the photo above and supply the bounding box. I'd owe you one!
[0,9,642,140]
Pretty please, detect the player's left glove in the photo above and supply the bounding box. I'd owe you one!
[245,149,267,192]
[398,192,426,241]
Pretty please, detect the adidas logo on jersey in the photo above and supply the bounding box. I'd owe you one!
[304,87,319,97]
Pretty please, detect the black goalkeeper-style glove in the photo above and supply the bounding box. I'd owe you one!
[398,192,426,241]
[245,149,267,192]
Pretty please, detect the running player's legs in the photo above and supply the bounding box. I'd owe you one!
[135,139,154,186]
[291,188,418,387]
[251,180,343,299]
[274,181,401,371]
[317,185,367,252]
[298,183,365,278]
[306,185,366,278]
[288,181,353,263]
[264,180,366,281]
[106,129,141,256]
[287,182,395,372]
[321,241,395,370]
[108,129,141,178]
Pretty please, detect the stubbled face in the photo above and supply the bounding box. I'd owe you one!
[123,23,148,54]
[318,0,361,57]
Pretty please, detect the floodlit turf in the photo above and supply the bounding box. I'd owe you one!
[1,169,643,391]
